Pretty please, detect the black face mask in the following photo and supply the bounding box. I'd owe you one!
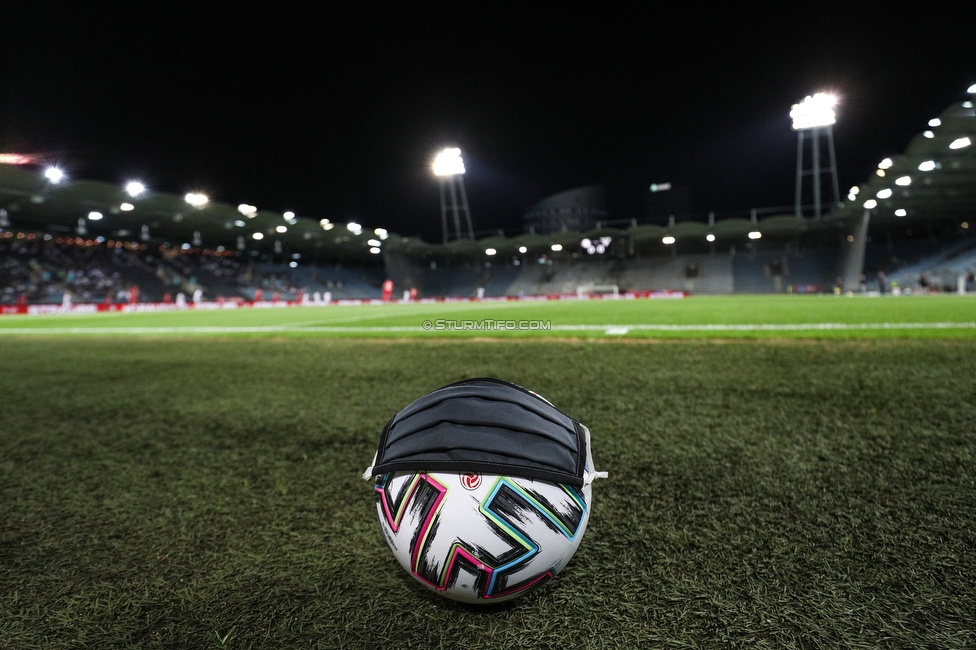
[364,378,598,488]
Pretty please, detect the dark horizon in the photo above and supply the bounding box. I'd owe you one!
[2,5,974,241]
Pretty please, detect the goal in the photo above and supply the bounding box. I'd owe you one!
[576,284,620,299]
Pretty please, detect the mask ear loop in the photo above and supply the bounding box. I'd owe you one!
[362,451,378,481]
[580,424,608,485]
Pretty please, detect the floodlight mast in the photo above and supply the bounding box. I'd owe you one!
[791,93,841,218]
[432,148,474,243]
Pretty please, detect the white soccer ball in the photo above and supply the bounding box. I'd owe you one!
[375,470,592,604]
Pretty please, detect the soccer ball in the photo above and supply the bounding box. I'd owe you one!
[374,470,592,604]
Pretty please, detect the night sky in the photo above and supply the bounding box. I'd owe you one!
[2,5,974,241]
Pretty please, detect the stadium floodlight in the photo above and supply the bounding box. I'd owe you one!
[276,225,287,233]
[367,239,381,247]
[748,231,762,240]
[289,261,298,268]
[895,176,912,186]
[234,220,245,227]
[185,192,208,207]
[849,186,860,195]
[347,222,362,233]
[550,244,563,251]
[949,137,971,150]
[964,101,974,109]
[968,84,976,94]
[706,234,716,242]
[877,188,893,199]
[283,211,295,220]
[790,93,837,130]
[923,130,935,138]
[88,211,103,221]
[929,118,942,127]
[863,199,878,209]
[518,246,528,253]
[44,166,65,184]
[369,247,381,254]
[662,236,675,245]
[238,204,257,217]
[895,209,907,217]
[120,202,135,212]
[374,227,388,239]
[252,232,264,240]
[485,248,497,256]
[878,158,893,169]
[876,170,886,177]
[918,160,937,171]
[432,148,466,176]
[125,181,146,197]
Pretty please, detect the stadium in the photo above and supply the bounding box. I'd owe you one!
[2,16,976,647]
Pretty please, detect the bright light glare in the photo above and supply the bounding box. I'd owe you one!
[432,148,465,176]
[369,247,381,254]
[964,101,974,109]
[518,246,527,253]
[120,203,134,212]
[849,186,860,195]
[918,160,937,171]
[876,170,886,177]
[276,225,287,233]
[877,188,893,199]
[878,158,893,169]
[662,236,675,245]
[929,118,941,127]
[923,130,934,138]
[252,232,264,240]
[289,261,298,268]
[895,209,907,217]
[125,181,145,197]
[88,211,103,220]
[347,222,362,233]
[706,234,716,242]
[748,231,762,240]
[550,244,563,251]
[374,227,388,239]
[968,84,976,94]
[485,248,497,256]
[283,211,295,220]
[895,176,911,186]
[234,220,245,227]
[367,239,381,247]
[44,167,65,183]
[790,93,837,130]
[238,204,257,216]
[863,199,878,209]
[185,193,208,207]
[949,137,971,150]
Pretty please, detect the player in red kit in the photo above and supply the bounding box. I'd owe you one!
[382,279,393,302]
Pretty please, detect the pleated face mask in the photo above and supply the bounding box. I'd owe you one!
[365,378,607,605]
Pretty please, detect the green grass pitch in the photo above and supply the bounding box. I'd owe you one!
[1,295,975,647]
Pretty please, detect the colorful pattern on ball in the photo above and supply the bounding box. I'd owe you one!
[375,471,591,604]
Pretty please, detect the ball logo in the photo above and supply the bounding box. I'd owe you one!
[460,472,481,490]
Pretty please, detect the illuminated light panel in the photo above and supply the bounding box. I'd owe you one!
[662,236,676,245]
[125,181,145,197]
[550,243,563,251]
[964,101,974,109]
[374,228,388,239]
[347,222,362,233]
[790,93,837,130]
[895,176,911,186]
[276,225,287,233]
[878,158,893,169]
[849,186,860,195]
[949,137,971,150]
[706,234,716,242]
[238,204,257,216]
[45,167,65,183]
[748,231,762,240]
[120,203,135,212]
[369,247,381,254]
[895,209,907,217]
[252,232,264,240]
[432,147,465,176]
[928,118,941,127]
[518,246,527,253]
[485,248,497,256]
[863,199,878,209]
[185,193,209,207]
[877,188,893,199]
[88,211,103,220]
[918,160,936,171]
[283,211,295,220]
[876,170,886,177]
[367,239,381,247]
[923,130,935,138]
[968,84,976,94]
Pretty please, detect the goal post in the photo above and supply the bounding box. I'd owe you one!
[576,284,620,299]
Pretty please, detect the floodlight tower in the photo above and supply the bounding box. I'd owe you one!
[791,93,841,218]
[432,147,474,243]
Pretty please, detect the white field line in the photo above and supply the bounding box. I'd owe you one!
[0,322,974,335]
